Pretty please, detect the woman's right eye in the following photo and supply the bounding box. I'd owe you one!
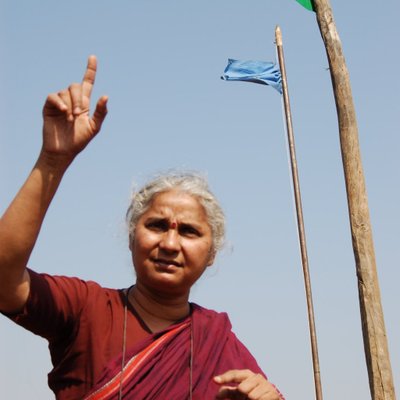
[146,220,168,231]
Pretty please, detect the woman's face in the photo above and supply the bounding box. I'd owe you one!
[131,190,214,296]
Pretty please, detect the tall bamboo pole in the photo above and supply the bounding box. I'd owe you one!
[275,26,323,400]
[312,1,396,398]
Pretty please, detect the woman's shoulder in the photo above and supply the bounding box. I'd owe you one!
[28,268,124,295]
[26,268,128,316]
[190,302,231,327]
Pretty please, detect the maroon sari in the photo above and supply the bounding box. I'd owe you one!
[84,304,282,400]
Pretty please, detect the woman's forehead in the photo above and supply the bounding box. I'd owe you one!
[145,190,207,220]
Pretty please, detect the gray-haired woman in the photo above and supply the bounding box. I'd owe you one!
[0,56,284,400]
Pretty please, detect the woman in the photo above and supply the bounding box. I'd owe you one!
[0,56,283,400]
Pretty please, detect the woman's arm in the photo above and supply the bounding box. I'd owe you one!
[0,56,108,313]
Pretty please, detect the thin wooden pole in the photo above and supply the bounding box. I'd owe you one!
[275,26,323,400]
[312,1,396,399]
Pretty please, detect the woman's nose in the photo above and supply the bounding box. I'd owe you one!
[159,229,180,252]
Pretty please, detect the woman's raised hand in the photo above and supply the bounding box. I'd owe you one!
[42,55,108,163]
[214,370,283,400]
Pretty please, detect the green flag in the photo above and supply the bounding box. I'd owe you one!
[296,0,315,11]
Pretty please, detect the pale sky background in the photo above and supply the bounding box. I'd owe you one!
[0,1,399,399]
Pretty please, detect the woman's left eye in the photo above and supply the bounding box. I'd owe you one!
[179,225,200,237]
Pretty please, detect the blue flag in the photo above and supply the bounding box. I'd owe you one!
[221,59,282,94]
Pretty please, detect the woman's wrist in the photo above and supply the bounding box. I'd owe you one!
[36,148,75,173]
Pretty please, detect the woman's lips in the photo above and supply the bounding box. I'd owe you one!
[153,258,182,270]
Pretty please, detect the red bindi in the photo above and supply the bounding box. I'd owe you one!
[170,222,177,229]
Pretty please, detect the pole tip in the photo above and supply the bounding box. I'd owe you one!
[275,25,282,46]
[275,25,282,45]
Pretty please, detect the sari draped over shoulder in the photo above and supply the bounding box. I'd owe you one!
[84,304,272,400]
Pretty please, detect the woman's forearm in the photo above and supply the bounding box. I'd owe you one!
[0,152,70,310]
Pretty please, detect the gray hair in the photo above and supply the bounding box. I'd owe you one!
[126,172,225,253]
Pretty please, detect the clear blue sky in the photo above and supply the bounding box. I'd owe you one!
[1,1,399,398]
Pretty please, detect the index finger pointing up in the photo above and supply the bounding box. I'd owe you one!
[81,55,97,101]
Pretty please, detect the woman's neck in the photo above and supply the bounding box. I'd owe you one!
[129,283,190,332]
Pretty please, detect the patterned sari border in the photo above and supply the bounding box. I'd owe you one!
[84,321,189,400]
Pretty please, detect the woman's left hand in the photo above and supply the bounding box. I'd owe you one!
[213,369,282,400]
